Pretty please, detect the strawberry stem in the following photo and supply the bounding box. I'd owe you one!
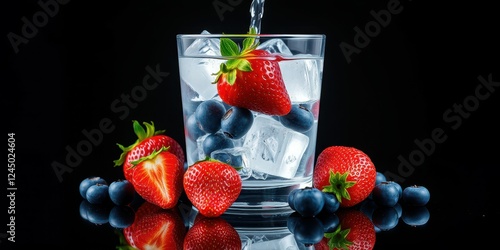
[321,171,356,204]
[130,146,170,166]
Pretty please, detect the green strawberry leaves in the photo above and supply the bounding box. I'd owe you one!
[321,171,356,204]
[213,28,259,85]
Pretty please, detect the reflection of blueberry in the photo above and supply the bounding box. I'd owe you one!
[186,113,206,141]
[79,177,107,199]
[221,106,254,139]
[402,185,430,206]
[279,105,314,133]
[372,206,399,231]
[402,206,430,226]
[202,133,234,156]
[287,211,302,233]
[321,192,340,214]
[80,200,111,225]
[317,212,339,233]
[86,183,110,205]
[195,99,226,133]
[109,179,135,206]
[359,199,378,221]
[293,216,324,246]
[372,181,400,207]
[109,205,135,229]
[293,187,325,217]
[394,203,403,218]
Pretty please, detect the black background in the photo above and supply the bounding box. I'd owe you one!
[2,0,500,249]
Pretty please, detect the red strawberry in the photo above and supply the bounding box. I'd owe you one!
[183,215,241,250]
[124,202,186,250]
[113,120,185,181]
[313,146,376,208]
[213,29,291,116]
[315,209,376,250]
[131,147,184,209]
[183,159,242,217]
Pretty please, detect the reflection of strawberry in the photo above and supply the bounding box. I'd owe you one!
[131,147,184,209]
[213,29,291,116]
[315,209,376,250]
[183,215,241,250]
[124,202,186,250]
[313,146,376,208]
[114,120,185,181]
[183,159,242,217]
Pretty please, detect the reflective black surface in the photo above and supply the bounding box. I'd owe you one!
[3,0,499,249]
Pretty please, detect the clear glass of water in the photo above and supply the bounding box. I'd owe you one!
[176,33,326,214]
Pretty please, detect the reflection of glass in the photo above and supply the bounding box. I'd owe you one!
[176,34,325,214]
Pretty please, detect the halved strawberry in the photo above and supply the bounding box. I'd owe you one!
[124,202,186,250]
[183,159,242,217]
[113,120,185,181]
[183,215,241,250]
[213,28,292,116]
[131,147,184,209]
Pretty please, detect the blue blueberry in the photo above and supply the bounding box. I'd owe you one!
[108,179,135,206]
[375,172,387,186]
[372,181,400,207]
[202,133,234,157]
[79,177,107,199]
[211,151,243,168]
[402,206,430,226]
[186,113,206,141]
[321,192,340,214]
[372,206,399,231]
[221,106,254,139]
[292,216,324,245]
[279,104,314,133]
[195,99,226,133]
[109,205,136,229]
[402,185,430,206]
[287,189,300,211]
[86,183,110,205]
[293,187,325,217]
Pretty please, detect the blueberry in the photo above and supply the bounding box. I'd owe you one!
[186,113,206,141]
[211,151,243,168]
[372,206,399,231]
[79,177,107,199]
[402,185,430,206]
[202,133,234,157]
[287,189,300,211]
[109,205,136,229]
[108,179,135,206]
[86,183,110,205]
[375,172,387,186]
[402,206,430,226]
[321,192,340,214]
[279,104,314,133]
[221,106,254,139]
[293,187,325,217]
[195,99,226,133]
[293,216,324,246]
[372,181,400,207]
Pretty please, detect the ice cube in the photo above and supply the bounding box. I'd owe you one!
[248,234,298,250]
[279,56,322,103]
[179,30,221,101]
[243,116,309,179]
[257,39,293,56]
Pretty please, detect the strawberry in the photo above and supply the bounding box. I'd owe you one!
[183,215,241,250]
[183,159,242,217]
[315,208,376,250]
[131,147,184,209]
[124,202,186,250]
[313,146,376,208]
[113,120,185,181]
[213,28,292,116]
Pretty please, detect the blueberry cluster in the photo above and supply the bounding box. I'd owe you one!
[362,172,431,231]
[79,177,138,228]
[287,187,340,217]
[186,100,315,166]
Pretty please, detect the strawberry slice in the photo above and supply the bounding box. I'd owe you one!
[213,28,292,116]
[124,202,186,250]
[131,147,184,209]
[113,120,185,181]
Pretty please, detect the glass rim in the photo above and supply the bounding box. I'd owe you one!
[176,34,325,39]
